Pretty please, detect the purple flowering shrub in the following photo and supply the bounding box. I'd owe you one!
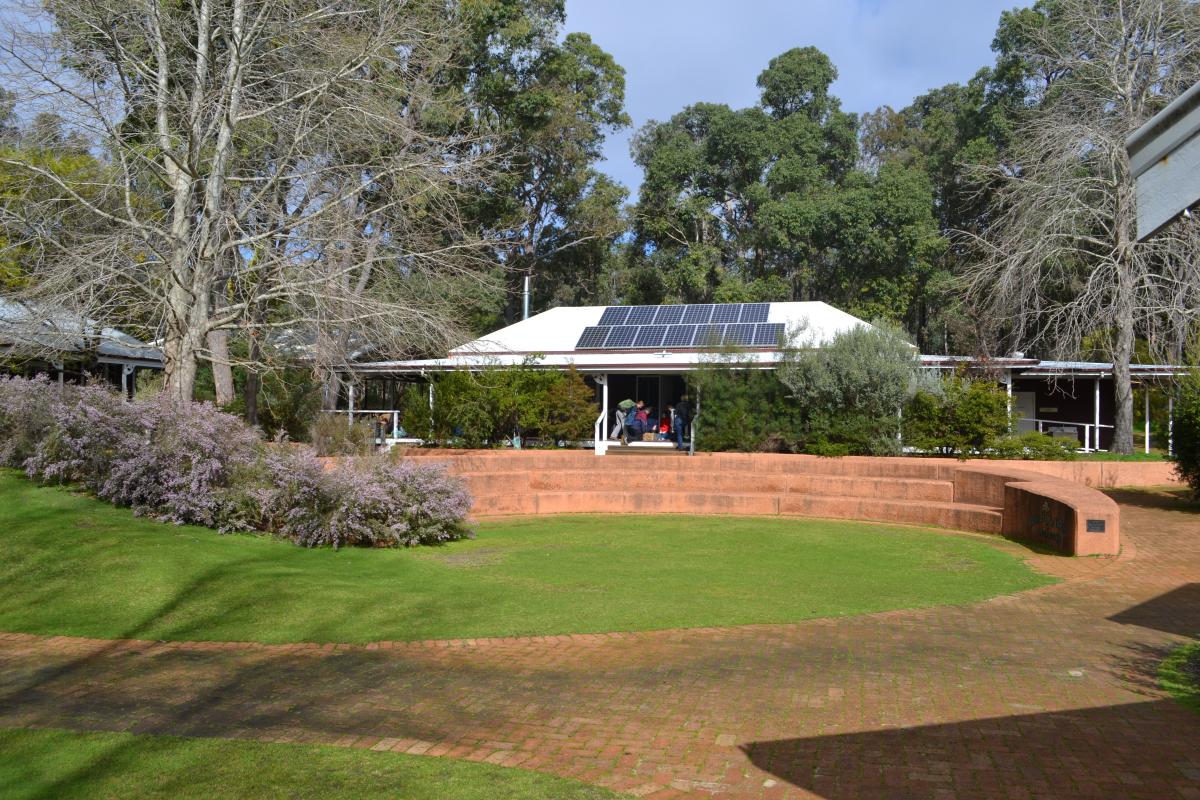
[250,449,473,548]
[24,385,260,527]
[0,375,472,546]
[0,375,59,468]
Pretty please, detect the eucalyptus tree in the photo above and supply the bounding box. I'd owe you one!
[456,1,629,322]
[0,0,498,402]
[858,63,1028,353]
[960,0,1200,453]
[631,47,942,335]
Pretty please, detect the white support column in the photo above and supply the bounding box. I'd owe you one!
[428,381,435,433]
[347,382,355,429]
[121,364,135,400]
[597,373,609,457]
[1093,377,1101,451]
[1144,386,1151,454]
[53,360,64,391]
[1005,369,1013,432]
[1168,395,1175,457]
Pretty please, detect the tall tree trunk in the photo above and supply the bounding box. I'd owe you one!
[206,329,235,406]
[162,333,200,403]
[321,369,341,411]
[1111,276,1136,454]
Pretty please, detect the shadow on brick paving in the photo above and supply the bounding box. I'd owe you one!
[742,699,1200,800]
[1108,583,1200,638]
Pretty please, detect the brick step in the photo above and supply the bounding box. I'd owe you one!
[468,490,1002,535]
[462,471,955,503]
[403,452,954,481]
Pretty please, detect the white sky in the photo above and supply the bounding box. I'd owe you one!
[562,0,1020,196]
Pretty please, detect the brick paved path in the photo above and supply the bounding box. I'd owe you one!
[2,491,1199,799]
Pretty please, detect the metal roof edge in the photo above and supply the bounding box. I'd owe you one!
[1126,80,1200,178]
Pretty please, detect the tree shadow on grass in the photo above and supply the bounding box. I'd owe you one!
[0,562,599,800]
[741,700,1200,800]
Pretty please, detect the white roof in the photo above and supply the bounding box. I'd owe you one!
[450,301,869,356]
[353,302,872,374]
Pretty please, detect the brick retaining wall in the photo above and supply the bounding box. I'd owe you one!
[326,450,1161,556]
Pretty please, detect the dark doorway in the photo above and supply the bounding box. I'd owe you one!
[603,374,688,433]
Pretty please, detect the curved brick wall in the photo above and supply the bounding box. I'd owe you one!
[377,450,1137,556]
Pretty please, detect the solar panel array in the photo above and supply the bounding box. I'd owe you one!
[576,304,784,350]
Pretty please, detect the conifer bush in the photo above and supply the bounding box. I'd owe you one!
[0,375,471,546]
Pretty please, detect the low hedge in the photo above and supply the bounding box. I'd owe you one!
[0,375,471,547]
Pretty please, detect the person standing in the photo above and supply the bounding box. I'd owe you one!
[674,392,692,451]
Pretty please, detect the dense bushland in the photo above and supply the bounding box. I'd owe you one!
[0,376,471,547]
[693,326,1075,459]
[399,365,597,448]
[693,324,919,455]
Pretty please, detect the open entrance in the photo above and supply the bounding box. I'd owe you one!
[603,374,688,427]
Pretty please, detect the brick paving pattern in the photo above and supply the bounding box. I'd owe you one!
[1,490,1198,798]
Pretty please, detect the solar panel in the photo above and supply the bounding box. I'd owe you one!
[653,305,684,325]
[739,303,769,323]
[710,304,742,324]
[724,323,756,346]
[604,325,638,348]
[662,324,696,348]
[575,326,609,349]
[681,304,714,324]
[599,306,631,325]
[625,306,658,325]
[753,322,785,347]
[634,325,667,348]
[695,324,725,347]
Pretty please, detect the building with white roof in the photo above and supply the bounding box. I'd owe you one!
[345,301,1187,455]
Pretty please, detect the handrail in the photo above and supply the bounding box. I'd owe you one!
[325,408,404,439]
[1017,417,1114,452]
[594,408,608,456]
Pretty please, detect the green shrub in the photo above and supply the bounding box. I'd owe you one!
[1173,370,1200,497]
[400,363,597,447]
[990,430,1078,461]
[691,364,802,452]
[693,322,918,456]
[309,414,376,457]
[904,374,1011,457]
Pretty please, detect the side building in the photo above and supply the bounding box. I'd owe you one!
[1,297,164,395]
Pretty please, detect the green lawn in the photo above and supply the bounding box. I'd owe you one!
[0,728,617,800]
[1075,451,1168,462]
[1160,641,1200,714]
[0,470,1055,643]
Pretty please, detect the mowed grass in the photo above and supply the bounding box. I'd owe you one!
[0,728,618,800]
[0,471,1055,644]
[1160,641,1200,715]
